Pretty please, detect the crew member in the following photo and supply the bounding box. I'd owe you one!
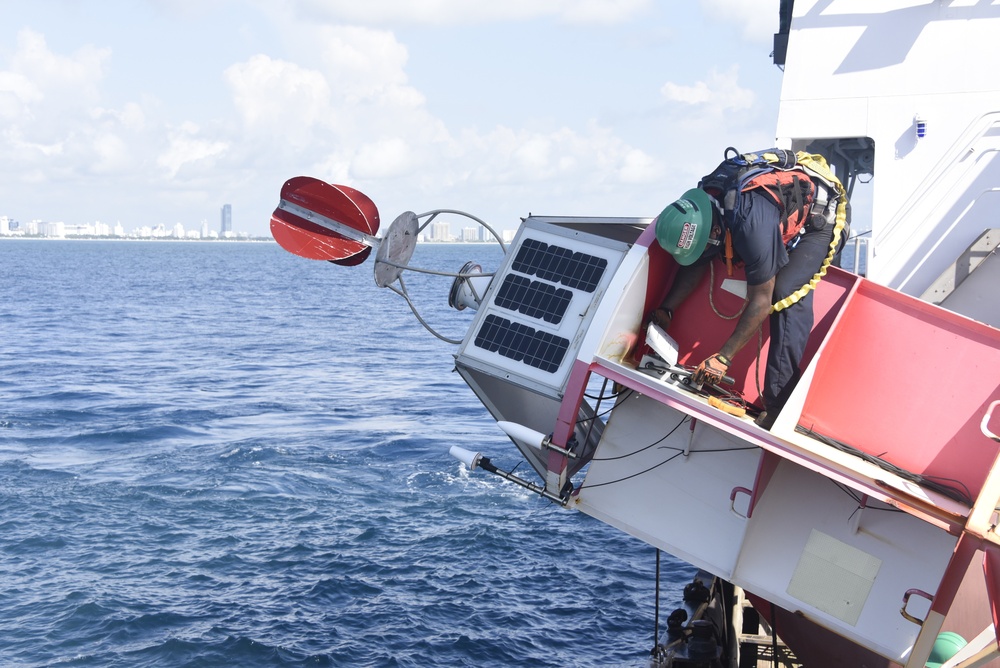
[650,186,837,428]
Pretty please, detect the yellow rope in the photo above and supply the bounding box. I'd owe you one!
[770,152,848,314]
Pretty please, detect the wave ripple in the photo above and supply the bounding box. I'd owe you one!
[0,241,696,667]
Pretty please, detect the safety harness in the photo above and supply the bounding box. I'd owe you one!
[699,148,850,313]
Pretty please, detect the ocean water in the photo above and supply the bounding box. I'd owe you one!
[0,239,695,667]
[836,237,868,277]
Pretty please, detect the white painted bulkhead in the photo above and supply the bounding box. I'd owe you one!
[776,0,1000,303]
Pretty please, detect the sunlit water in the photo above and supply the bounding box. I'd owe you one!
[0,239,695,667]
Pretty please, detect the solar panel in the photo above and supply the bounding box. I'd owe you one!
[473,314,569,373]
[458,223,628,393]
[511,238,608,292]
[493,274,573,324]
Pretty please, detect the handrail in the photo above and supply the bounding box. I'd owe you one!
[900,588,934,626]
[983,400,1000,443]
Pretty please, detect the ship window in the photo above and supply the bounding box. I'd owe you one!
[473,314,569,373]
[511,238,608,292]
[493,274,572,324]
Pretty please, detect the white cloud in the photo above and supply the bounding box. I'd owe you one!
[660,65,755,112]
[455,123,663,193]
[107,102,147,132]
[91,133,132,174]
[661,79,713,105]
[4,128,63,158]
[700,0,780,43]
[10,28,109,108]
[150,0,233,19]
[0,27,147,182]
[568,0,652,23]
[0,71,42,120]
[351,137,416,179]
[513,135,554,176]
[222,24,458,189]
[224,27,426,152]
[619,148,661,184]
[157,123,229,178]
[225,55,333,136]
[319,26,415,102]
[292,0,651,25]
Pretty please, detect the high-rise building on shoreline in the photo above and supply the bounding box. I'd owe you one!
[220,204,232,237]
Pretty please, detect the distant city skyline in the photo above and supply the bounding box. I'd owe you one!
[0,211,514,243]
[0,201,247,239]
[0,204,523,242]
[0,213,249,240]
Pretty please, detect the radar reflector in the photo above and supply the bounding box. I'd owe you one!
[270,176,380,265]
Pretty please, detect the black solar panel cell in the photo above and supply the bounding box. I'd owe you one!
[473,314,570,373]
[511,238,607,293]
[493,274,572,324]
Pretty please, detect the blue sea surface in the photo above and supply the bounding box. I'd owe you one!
[0,239,694,667]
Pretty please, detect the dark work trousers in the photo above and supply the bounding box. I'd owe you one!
[765,223,837,413]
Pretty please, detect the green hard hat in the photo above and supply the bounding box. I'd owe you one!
[655,188,714,266]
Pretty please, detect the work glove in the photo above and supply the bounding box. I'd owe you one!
[692,354,730,386]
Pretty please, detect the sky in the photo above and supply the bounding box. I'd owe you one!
[0,0,783,238]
